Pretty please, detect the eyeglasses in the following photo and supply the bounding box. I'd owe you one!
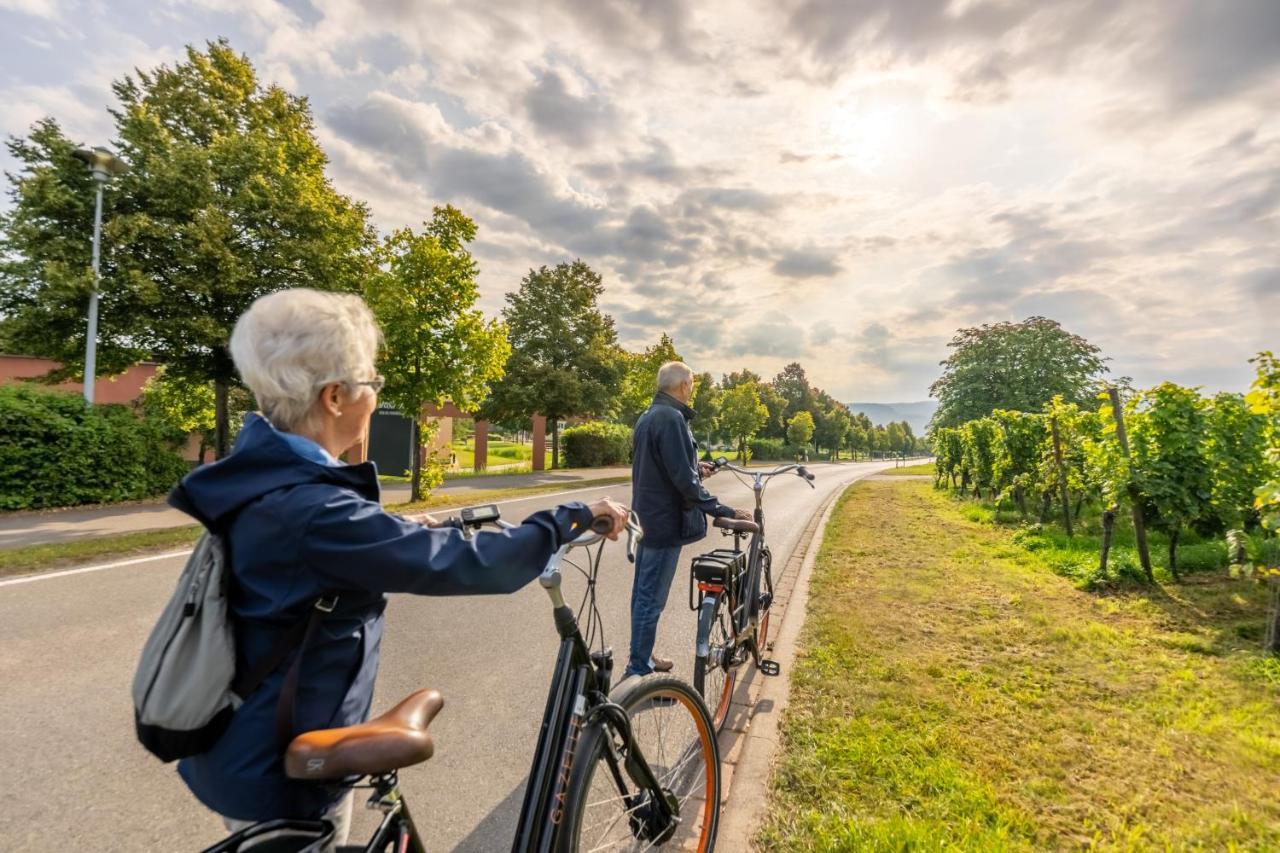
[354,375,386,394]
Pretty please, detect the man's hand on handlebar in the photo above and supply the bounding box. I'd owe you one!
[731,507,752,521]
[587,498,630,540]
[405,511,447,527]
[698,461,715,479]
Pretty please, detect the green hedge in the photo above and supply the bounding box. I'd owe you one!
[563,421,632,468]
[748,437,809,461]
[0,384,190,510]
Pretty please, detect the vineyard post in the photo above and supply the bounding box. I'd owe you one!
[1099,507,1116,576]
[1050,416,1074,537]
[1108,387,1154,582]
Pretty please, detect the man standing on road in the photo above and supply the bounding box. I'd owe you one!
[627,361,751,678]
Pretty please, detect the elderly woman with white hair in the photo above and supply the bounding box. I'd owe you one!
[168,288,627,843]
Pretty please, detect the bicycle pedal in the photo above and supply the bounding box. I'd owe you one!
[759,659,781,676]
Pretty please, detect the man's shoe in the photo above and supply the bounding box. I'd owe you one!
[651,655,674,673]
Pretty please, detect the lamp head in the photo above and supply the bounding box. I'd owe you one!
[72,146,128,182]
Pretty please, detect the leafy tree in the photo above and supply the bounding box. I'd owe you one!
[960,418,998,498]
[813,396,851,460]
[687,371,721,454]
[484,260,623,468]
[365,206,509,500]
[0,41,376,457]
[137,367,257,464]
[932,427,964,488]
[1127,383,1211,578]
[1203,392,1269,532]
[990,410,1047,516]
[772,362,817,423]
[1246,352,1280,532]
[616,333,682,427]
[720,381,769,461]
[786,410,815,457]
[929,317,1109,429]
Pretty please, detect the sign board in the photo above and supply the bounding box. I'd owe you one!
[368,404,413,476]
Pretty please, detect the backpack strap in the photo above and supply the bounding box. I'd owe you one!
[230,594,339,749]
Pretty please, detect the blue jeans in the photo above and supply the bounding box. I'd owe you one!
[626,543,684,677]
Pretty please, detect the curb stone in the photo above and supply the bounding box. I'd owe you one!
[714,471,869,849]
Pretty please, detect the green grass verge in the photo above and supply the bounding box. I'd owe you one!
[0,476,631,580]
[0,525,204,579]
[878,462,935,476]
[760,477,1280,851]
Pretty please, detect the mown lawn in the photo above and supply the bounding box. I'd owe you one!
[448,438,551,471]
[760,477,1280,851]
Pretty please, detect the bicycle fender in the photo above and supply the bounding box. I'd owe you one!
[695,593,719,659]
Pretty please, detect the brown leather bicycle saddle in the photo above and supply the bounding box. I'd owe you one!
[714,516,759,534]
[284,689,444,781]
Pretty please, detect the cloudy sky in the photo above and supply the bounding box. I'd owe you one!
[1,0,1276,402]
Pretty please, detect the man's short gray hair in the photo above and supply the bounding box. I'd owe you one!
[230,288,381,432]
[656,361,694,393]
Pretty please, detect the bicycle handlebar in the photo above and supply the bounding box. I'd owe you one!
[712,457,817,486]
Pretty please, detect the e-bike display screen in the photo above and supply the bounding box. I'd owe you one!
[460,504,500,526]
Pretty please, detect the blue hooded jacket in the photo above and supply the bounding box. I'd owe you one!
[170,413,594,821]
[631,392,734,547]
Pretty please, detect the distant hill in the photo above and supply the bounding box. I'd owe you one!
[846,401,938,434]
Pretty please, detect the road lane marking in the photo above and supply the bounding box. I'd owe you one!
[0,549,196,588]
[0,481,636,588]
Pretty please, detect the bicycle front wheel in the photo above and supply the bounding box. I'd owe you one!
[560,674,721,852]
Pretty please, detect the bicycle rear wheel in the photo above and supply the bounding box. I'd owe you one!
[754,545,774,654]
[560,675,720,852]
[692,591,737,732]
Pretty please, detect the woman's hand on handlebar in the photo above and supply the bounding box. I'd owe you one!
[587,498,630,540]
[405,511,446,527]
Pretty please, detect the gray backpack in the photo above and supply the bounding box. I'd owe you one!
[132,531,333,762]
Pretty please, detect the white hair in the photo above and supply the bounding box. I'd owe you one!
[230,288,381,432]
[657,361,694,393]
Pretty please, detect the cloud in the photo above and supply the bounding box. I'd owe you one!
[772,247,842,279]
[326,92,603,239]
[726,317,810,358]
[524,67,618,146]
[1,0,1277,404]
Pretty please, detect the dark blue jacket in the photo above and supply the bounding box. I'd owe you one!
[170,413,593,821]
[631,393,733,547]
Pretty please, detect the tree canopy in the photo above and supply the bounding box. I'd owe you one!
[0,40,376,456]
[929,317,1109,430]
[366,205,509,499]
[484,260,623,467]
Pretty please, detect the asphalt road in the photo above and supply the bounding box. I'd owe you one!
[0,460,889,851]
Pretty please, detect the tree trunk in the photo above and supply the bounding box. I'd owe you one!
[1168,526,1181,582]
[1015,486,1027,518]
[1074,497,1084,521]
[1099,506,1117,577]
[1039,491,1052,524]
[551,419,560,470]
[410,418,423,503]
[214,378,230,460]
[1108,387,1153,581]
[1051,417,1073,537]
[1265,577,1280,654]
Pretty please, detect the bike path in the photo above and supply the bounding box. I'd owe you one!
[0,460,887,851]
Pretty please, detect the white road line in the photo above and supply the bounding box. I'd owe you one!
[0,549,196,588]
[0,481,632,588]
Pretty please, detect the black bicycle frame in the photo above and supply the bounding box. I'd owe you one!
[511,537,674,853]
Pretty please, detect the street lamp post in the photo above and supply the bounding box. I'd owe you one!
[71,146,127,404]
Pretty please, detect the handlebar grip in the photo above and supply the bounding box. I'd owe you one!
[590,515,615,534]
